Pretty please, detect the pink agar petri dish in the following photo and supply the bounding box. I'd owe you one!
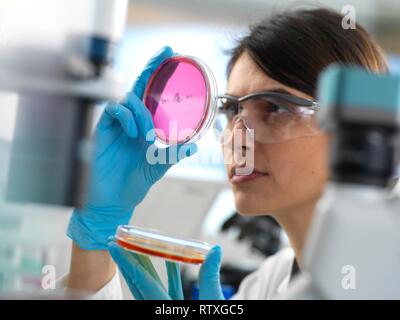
[116,225,211,265]
[143,55,218,145]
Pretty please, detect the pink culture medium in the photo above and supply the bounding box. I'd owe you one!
[143,55,216,145]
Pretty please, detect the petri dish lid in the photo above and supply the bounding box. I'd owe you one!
[115,225,211,265]
[143,55,218,145]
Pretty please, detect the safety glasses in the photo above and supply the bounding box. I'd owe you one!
[214,91,321,144]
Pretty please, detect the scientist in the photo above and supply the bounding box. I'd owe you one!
[63,8,388,299]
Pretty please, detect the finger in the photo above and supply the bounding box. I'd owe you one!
[97,102,138,138]
[132,46,174,99]
[165,261,184,300]
[108,239,169,300]
[199,245,225,300]
[129,284,145,300]
[149,143,198,181]
[108,238,162,285]
[108,239,140,269]
[130,261,171,300]
[134,253,164,288]
[108,241,144,300]
[124,92,156,142]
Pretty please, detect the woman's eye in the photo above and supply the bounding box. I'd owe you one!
[265,101,288,113]
[222,101,238,115]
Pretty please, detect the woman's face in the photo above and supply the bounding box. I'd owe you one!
[223,52,329,216]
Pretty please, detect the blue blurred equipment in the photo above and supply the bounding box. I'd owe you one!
[283,65,400,299]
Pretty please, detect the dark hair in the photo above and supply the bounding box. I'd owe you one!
[227,8,388,97]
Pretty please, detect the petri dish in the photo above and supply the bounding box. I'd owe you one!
[115,225,211,264]
[143,55,218,145]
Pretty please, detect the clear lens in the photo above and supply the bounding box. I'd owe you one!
[215,95,321,144]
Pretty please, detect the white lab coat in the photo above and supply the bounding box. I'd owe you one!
[232,247,295,299]
[58,247,295,300]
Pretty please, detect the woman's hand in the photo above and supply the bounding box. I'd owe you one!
[67,46,198,250]
[108,238,225,300]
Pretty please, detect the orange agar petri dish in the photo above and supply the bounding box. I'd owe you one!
[115,225,211,265]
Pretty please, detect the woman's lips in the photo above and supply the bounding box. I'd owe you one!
[230,170,268,184]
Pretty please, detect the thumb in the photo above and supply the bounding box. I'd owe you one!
[199,246,225,300]
[132,46,174,99]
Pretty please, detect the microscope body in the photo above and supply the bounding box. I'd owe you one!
[291,183,400,299]
[284,66,400,299]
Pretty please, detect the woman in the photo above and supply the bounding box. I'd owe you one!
[64,8,388,299]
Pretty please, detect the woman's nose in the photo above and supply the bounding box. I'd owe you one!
[220,115,251,147]
[232,114,248,131]
[231,116,254,150]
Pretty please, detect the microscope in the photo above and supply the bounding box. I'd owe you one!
[283,65,400,299]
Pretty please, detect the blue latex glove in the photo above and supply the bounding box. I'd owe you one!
[108,238,183,300]
[67,46,198,250]
[198,245,225,300]
[108,238,225,300]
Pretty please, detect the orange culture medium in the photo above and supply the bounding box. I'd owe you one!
[116,238,205,265]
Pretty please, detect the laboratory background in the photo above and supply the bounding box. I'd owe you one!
[0,0,400,299]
